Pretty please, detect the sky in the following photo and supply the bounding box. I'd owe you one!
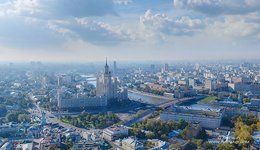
[0,0,260,62]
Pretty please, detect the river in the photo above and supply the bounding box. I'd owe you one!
[128,92,171,105]
[81,74,97,87]
[178,97,219,110]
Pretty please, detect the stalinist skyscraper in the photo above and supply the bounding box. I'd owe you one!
[58,59,127,109]
[96,59,118,104]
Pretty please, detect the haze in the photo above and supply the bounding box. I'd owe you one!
[0,0,260,62]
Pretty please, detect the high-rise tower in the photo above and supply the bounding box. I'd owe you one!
[113,61,117,74]
[96,59,115,103]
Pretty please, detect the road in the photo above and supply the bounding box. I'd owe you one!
[122,94,206,127]
[29,104,89,137]
[123,109,155,126]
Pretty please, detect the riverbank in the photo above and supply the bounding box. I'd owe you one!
[128,89,174,105]
[128,89,174,101]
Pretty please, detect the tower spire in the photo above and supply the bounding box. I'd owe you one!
[105,57,109,74]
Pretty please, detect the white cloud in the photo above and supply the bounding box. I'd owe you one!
[0,0,120,48]
[0,0,260,61]
[113,0,132,5]
[139,10,205,39]
[173,0,260,16]
[48,18,133,45]
[207,13,260,41]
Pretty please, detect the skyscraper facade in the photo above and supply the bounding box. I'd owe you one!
[96,60,118,103]
[113,61,117,74]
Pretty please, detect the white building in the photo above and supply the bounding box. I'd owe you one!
[16,143,33,150]
[58,96,107,109]
[0,142,12,150]
[147,139,170,150]
[160,106,223,129]
[115,136,144,150]
[102,126,128,141]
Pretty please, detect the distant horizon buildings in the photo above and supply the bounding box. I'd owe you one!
[161,63,169,73]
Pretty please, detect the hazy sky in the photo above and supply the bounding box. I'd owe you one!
[0,0,260,62]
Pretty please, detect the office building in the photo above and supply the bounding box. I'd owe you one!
[160,106,223,129]
[205,79,216,91]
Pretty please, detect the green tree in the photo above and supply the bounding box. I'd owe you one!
[145,132,155,139]
[178,119,188,129]
[197,129,208,139]
[217,143,234,150]
[160,134,167,141]
[204,142,214,150]
[18,114,30,122]
[6,112,19,122]
[234,121,253,147]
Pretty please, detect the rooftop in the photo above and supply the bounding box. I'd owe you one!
[164,106,223,117]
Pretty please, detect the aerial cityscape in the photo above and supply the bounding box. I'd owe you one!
[0,0,260,150]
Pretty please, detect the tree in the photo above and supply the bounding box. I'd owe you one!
[234,115,258,126]
[6,112,19,122]
[204,142,214,150]
[18,114,30,123]
[197,129,208,139]
[217,143,234,150]
[180,125,188,139]
[145,132,155,139]
[234,121,253,147]
[178,119,188,129]
[160,134,167,141]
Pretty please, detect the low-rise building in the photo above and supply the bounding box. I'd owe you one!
[147,139,170,150]
[0,142,12,150]
[39,136,61,150]
[160,106,223,129]
[0,138,7,148]
[16,142,33,150]
[72,140,99,150]
[102,126,128,141]
[82,130,103,142]
[253,132,260,147]
[115,136,144,150]
[0,122,20,136]
[247,99,260,109]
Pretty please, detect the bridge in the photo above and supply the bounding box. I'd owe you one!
[157,95,206,109]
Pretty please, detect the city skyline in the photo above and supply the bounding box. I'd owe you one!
[0,0,260,62]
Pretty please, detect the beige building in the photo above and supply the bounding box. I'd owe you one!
[115,136,144,150]
[103,126,128,141]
